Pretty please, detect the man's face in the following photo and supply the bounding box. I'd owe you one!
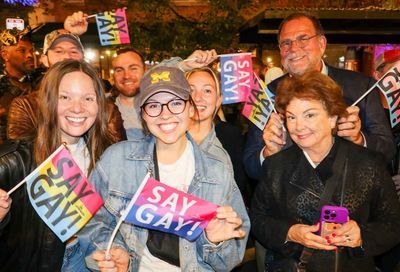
[41,40,83,67]
[112,51,145,98]
[279,17,326,76]
[374,61,399,81]
[2,39,34,74]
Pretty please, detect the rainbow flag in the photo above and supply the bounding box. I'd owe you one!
[242,73,275,130]
[26,145,103,242]
[376,61,400,127]
[220,53,253,104]
[95,8,131,46]
[123,176,218,241]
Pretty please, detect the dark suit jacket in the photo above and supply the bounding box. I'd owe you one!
[243,65,395,180]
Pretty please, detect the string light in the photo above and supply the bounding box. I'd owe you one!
[3,0,39,6]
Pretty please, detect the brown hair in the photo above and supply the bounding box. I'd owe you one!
[34,59,113,174]
[275,71,348,119]
[116,47,145,68]
[278,12,325,40]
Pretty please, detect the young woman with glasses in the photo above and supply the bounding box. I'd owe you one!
[79,66,249,271]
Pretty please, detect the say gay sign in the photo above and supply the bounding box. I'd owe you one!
[26,145,103,242]
[220,53,252,104]
[125,177,218,241]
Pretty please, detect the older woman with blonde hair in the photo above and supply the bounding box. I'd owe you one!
[250,71,400,271]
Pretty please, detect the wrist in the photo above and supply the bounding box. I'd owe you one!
[353,133,364,145]
[177,61,189,72]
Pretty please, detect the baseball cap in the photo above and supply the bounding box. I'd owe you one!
[42,29,84,55]
[375,49,400,71]
[138,66,191,107]
[0,27,31,48]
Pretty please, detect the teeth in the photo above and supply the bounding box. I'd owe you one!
[66,117,85,122]
[196,106,206,110]
[291,56,304,61]
[159,123,177,131]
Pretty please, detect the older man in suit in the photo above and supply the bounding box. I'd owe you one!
[244,12,394,180]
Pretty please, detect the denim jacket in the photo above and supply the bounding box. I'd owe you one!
[198,125,234,179]
[79,133,250,271]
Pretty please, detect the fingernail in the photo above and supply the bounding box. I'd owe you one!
[327,240,331,244]
[334,246,338,251]
[332,233,336,237]
[325,236,329,239]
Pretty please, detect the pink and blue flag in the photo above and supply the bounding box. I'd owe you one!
[220,53,253,104]
[376,61,400,127]
[242,73,275,130]
[124,177,218,241]
[26,145,103,242]
[95,8,131,46]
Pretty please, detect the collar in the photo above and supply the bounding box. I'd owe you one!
[3,69,26,82]
[321,60,328,75]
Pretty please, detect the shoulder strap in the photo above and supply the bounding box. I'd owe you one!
[319,141,349,207]
[298,141,349,271]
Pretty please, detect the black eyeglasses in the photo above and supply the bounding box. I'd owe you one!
[142,99,188,117]
[279,34,319,51]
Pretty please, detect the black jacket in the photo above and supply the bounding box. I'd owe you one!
[250,137,400,272]
[244,65,395,180]
[0,141,65,272]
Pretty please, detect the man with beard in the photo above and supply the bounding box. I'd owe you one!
[243,12,394,179]
[0,27,35,144]
[111,48,217,130]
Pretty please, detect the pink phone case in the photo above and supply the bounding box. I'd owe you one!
[318,205,349,236]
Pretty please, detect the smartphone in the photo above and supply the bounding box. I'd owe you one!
[318,205,348,237]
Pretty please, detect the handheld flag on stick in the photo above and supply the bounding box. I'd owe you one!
[352,61,400,127]
[94,8,130,46]
[241,73,275,130]
[220,53,253,104]
[8,145,104,242]
[106,173,218,256]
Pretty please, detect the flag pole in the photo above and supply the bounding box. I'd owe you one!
[7,145,65,196]
[253,73,287,135]
[105,172,150,258]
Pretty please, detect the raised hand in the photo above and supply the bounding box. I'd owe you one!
[337,106,364,146]
[262,112,287,158]
[64,11,88,36]
[179,49,218,71]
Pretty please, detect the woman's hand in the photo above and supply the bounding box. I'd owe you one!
[92,247,130,272]
[179,49,218,71]
[205,206,246,244]
[327,220,362,248]
[0,189,11,222]
[287,223,336,250]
